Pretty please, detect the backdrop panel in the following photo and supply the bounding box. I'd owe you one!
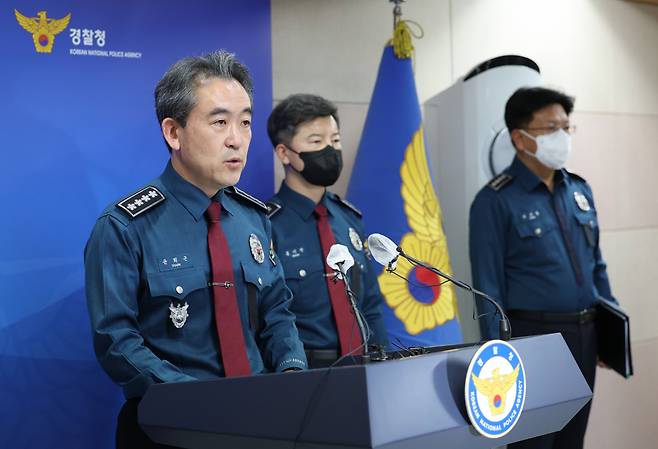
[0,1,273,448]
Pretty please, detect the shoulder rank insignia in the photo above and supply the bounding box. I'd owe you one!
[565,170,588,184]
[117,186,165,218]
[266,201,282,219]
[226,186,268,213]
[332,194,362,217]
[487,173,513,192]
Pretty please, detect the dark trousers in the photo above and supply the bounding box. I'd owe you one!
[116,398,180,449]
[507,316,598,449]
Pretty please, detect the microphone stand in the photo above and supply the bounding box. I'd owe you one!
[396,247,511,341]
[335,261,370,362]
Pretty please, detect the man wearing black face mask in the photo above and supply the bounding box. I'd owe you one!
[266,94,389,368]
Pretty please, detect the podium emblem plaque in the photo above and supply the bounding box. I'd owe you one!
[465,339,526,438]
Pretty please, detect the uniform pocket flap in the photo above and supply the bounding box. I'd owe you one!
[514,219,555,239]
[575,213,597,228]
[282,261,324,281]
[241,262,272,292]
[147,269,207,299]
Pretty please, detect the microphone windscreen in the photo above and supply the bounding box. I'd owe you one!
[367,233,399,266]
[326,244,354,271]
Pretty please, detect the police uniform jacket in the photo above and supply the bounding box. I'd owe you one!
[469,156,616,339]
[84,162,307,399]
[267,182,390,350]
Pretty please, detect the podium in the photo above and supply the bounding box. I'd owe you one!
[140,333,591,449]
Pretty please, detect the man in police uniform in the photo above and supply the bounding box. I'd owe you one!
[84,51,306,449]
[469,87,616,449]
[266,94,389,368]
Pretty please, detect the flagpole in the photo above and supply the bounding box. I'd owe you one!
[389,0,405,29]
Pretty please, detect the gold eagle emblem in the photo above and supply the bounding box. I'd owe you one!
[471,365,520,416]
[15,9,71,54]
[377,127,459,334]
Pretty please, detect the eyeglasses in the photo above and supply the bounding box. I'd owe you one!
[524,125,577,135]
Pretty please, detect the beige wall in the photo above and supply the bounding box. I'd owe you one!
[272,1,658,447]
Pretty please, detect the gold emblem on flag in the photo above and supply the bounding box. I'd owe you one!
[378,128,458,334]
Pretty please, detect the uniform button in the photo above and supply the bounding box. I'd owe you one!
[589,220,594,226]
[175,285,184,295]
[258,277,262,285]
[534,227,542,236]
[299,269,307,277]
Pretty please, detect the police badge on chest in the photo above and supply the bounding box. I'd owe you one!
[169,302,189,328]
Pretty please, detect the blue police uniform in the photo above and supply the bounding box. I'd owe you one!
[470,156,615,338]
[84,162,307,400]
[469,155,616,449]
[267,182,390,357]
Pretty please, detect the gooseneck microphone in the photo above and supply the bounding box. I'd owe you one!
[367,233,511,341]
[326,244,370,352]
[326,244,355,275]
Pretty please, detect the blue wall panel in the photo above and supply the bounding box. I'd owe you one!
[0,1,273,447]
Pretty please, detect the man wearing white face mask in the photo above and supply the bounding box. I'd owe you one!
[469,87,617,449]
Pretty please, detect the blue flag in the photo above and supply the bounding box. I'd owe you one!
[347,44,462,347]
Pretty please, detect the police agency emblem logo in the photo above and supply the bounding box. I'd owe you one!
[574,191,591,211]
[15,8,142,59]
[465,340,526,438]
[15,9,71,53]
[348,227,363,251]
[249,233,265,264]
[169,302,189,329]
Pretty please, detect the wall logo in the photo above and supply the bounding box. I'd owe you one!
[465,339,526,438]
[14,9,71,53]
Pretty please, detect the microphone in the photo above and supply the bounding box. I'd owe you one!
[366,233,399,270]
[326,244,369,353]
[326,244,355,274]
[366,233,511,341]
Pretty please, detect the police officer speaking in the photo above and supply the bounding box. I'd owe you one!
[84,50,307,449]
[469,87,617,449]
[266,94,389,368]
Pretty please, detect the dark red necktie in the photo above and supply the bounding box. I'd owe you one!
[314,204,363,355]
[205,202,251,377]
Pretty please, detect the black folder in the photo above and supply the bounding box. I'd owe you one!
[596,299,633,378]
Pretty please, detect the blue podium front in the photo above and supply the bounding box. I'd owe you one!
[139,333,591,449]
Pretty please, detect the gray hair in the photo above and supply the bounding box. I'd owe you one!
[155,50,253,147]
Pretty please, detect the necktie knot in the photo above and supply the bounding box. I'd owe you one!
[205,202,222,223]
[314,203,328,218]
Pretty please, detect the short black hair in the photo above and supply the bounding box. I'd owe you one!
[267,94,339,147]
[504,87,574,132]
[155,50,253,151]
